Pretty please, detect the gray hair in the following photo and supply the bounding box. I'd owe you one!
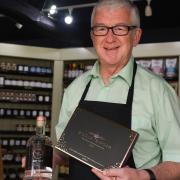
[91,0,140,27]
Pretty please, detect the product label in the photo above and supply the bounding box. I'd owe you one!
[26,144,53,170]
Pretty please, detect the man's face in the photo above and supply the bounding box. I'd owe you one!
[91,6,142,68]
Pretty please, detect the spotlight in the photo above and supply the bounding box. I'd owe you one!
[64,8,73,25]
[64,15,73,24]
[49,5,57,15]
[15,23,23,29]
[145,0,152,17]
[42,3,97,24]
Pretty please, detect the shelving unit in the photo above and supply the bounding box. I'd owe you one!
[1,130,30,179]
[62,57,179,95]
[135,56,179,95]
[0,42,179,180]
[63,60,96,88]
[0,55,53,180]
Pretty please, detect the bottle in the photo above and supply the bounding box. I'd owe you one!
[24,115,53,179]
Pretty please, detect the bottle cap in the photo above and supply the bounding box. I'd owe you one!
[36,115,46,127]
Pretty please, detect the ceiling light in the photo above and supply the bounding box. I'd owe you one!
[43,3,96,24]
[145,0,152,17]
[0,14,5,18]
[64,8,73,25]
[49,5,57,15]
[15,23,23,29]
[64,15,73,24]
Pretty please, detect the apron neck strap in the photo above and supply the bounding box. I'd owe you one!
[126,61,137,105]
[79,60,137,105]
[79,79,92,103]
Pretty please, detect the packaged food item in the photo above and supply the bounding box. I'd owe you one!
[165,58,178,79]
[138,59,151,70]
[151,59,165,77]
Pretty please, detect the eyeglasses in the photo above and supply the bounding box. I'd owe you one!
[91,25,137,36]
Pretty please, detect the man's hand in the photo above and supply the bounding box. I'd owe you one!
[53,150,63,169]
[91,167,149,180]
[22,150,63,169]
[21,151,66,179]
[22,156,26,168]
[21,156,52,180]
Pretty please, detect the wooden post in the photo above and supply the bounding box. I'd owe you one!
[0,146,3,180]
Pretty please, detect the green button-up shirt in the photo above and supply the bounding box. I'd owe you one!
[56,57,180,169]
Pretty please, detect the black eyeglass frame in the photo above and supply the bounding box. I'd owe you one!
[91,25,137,36]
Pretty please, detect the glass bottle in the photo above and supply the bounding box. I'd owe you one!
[24,115,53,179]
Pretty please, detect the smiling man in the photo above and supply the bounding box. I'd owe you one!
[55,0,180,179]
[90,0,141,85]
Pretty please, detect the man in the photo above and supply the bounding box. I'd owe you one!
[56,0,180,179]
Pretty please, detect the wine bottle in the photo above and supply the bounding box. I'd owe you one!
[24,115,53,179]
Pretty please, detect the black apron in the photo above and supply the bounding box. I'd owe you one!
[69,62,137,180]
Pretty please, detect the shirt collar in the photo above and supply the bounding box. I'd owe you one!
[89,57,135,87]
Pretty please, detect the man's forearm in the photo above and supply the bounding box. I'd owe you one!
[151,161,180,180]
